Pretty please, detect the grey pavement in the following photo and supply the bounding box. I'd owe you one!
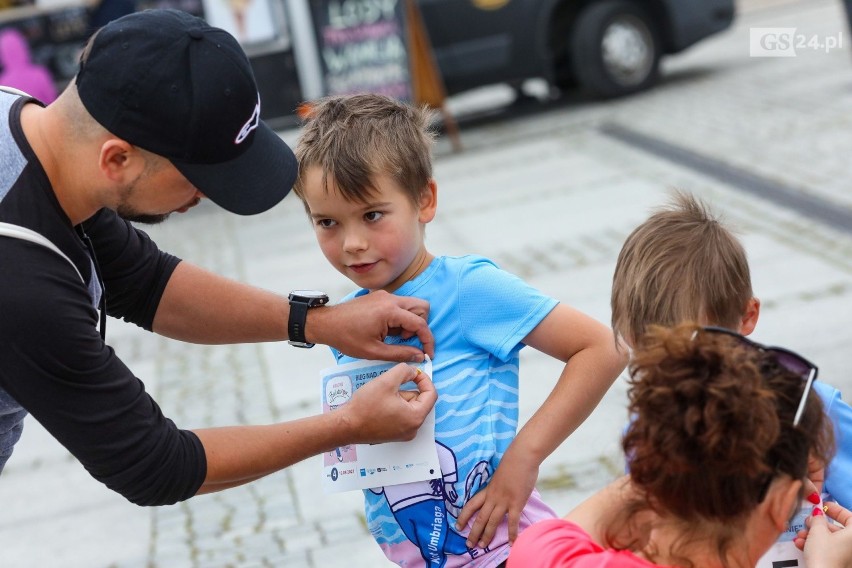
[2,0,852,565]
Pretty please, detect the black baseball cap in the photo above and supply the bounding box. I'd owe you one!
[76,9,296,215]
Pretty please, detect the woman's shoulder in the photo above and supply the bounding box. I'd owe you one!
[510,519,660,568]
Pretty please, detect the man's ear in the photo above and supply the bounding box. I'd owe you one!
[418,178,438,223]
[739,297,760,337]
[98,138,144,184]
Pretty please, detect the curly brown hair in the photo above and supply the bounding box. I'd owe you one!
[612,323,834,563]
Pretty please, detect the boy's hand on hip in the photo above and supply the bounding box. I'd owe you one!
[312,290,434,362]
[456,458,539,549]
[342,363,437,444]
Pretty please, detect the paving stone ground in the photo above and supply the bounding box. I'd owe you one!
[1,0,851,565]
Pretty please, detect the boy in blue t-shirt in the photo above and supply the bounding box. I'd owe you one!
[611,191,852,508]
[293,94,627,567]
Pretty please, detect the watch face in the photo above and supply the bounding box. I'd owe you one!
[290,289,326,298]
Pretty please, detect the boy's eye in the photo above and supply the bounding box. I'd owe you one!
[364,211,383,222]
[316,219,336,228]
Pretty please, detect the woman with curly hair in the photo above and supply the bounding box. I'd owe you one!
[508,323,847,567]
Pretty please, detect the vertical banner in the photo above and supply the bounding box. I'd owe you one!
[308,0,412,100]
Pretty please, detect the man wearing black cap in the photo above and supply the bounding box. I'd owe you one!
[0,9,436,506]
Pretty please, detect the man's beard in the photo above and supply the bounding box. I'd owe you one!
[115,187,202,225]
[113,160,203,225]
[117,208,171,225]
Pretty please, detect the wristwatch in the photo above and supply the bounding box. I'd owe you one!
[287,290,329,348]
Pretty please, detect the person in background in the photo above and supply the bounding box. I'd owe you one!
[0,27,57,104]
[608,191,851,507]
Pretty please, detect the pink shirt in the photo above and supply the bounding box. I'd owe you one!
[508,519,670,568]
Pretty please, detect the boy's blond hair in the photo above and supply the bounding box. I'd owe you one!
[293,94,435,207]
[611,191,752,344]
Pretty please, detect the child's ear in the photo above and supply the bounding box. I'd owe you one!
[739,297,761,336]
[418,178,438,223]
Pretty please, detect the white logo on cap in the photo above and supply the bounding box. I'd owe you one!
[235,95,260,144]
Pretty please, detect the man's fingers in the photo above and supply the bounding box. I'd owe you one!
[374,343,428,364]
[399,390,419,402]
[382,364,436,413]
[391,309,435,358]
[408,367,437,405]
[394,295,431,320]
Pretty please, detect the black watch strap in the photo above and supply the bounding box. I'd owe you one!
[288,301,311,347]
[287,290,328,348]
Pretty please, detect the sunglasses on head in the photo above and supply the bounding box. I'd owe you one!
[693,326,819,502]
[696,326,818,427]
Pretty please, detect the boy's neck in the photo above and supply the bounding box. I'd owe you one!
[378,250,434,293]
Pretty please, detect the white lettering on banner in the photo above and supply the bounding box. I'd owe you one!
[323,20,398,45]
[328,0,398,28]
[326,63,408,94]
[322,35,406,74]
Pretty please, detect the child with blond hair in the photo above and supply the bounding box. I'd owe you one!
[610,191,851,507]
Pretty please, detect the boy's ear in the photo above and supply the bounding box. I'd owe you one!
[739,297,761,336]
[418,178,438,223]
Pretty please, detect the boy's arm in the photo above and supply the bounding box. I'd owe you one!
[456,304,628,547]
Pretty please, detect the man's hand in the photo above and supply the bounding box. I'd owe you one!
[455,457,539,548]
[340,363,437,444]
[794,501,852,567]
[310,291,435,362]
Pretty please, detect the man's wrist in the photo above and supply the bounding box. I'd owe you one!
[287,290,329,348]
[303,304,329,346]
[334,396,361,444]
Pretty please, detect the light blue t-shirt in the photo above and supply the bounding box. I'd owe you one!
[815,381,852,507]
[332,255,559,567]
